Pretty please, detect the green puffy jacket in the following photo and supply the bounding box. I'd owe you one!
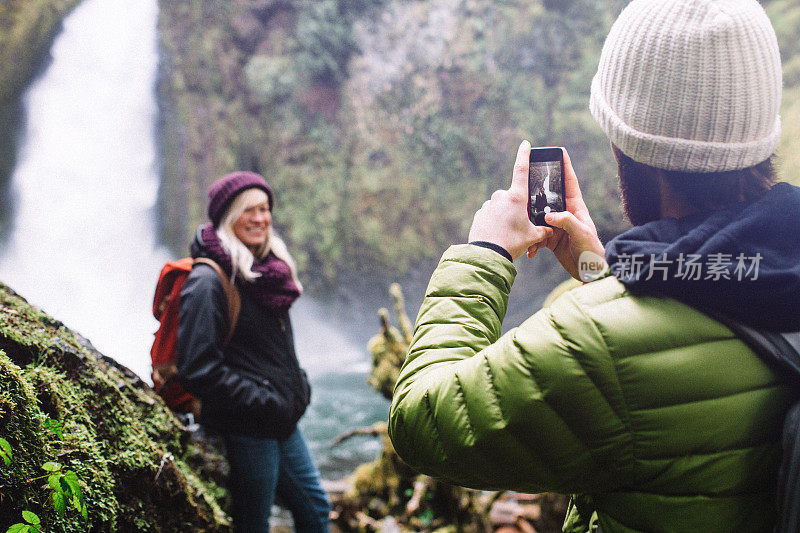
[388,245,792,532]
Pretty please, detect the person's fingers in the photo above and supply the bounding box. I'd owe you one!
[524,227,552,258]
[525,226,553,258]
[529,224,553,241]
[545,210,587,238]
[510,140,531,197]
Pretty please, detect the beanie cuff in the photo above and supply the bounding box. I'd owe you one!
[590,76,781,173]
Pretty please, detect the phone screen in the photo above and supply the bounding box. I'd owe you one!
[528,148,565,226]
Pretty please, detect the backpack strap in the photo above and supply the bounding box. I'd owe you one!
[193,258,241,347]
[720,320,800,387]
[717,316,800,533]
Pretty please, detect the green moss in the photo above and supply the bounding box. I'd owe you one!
[0,354,48,523]
[0,282,231,531]
[21,365,119,530]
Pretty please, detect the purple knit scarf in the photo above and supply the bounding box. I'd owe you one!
[196,223,301,315]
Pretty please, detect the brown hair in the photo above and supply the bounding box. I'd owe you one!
[614,146,777,225]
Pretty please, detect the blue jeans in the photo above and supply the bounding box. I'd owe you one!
[224,429,330,533]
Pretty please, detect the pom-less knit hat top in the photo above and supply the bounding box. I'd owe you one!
[207,171,274,227]
[590,0,782,173]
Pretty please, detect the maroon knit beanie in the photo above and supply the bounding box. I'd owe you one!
[207,171,274,227]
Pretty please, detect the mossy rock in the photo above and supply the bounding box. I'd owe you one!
[0,282,230,531]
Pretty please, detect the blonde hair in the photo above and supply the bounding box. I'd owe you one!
[216,188,303,291]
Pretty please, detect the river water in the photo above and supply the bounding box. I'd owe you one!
[0,0,387,480]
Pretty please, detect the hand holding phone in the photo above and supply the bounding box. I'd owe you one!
[467,141,552,260]
[530,148,607,280]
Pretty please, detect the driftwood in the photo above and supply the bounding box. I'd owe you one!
[331,422,387,446]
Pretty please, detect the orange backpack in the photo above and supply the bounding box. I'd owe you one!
[150,257,241,414]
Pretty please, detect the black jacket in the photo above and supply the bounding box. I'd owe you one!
[176,263,310,439]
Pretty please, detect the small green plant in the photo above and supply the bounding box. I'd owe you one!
[42,462,87,520]
[32,414,64,441]
[1,421,87,531]
[0,437,11,466]
[42,418,63,441]
[6,511,42,533]
[418,508,434,528]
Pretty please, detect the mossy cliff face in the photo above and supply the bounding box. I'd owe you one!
[156,0,800,300]
[0,282,230,532]
[0,0,82,106]
[766,0,800,187]
[154,0,629,295]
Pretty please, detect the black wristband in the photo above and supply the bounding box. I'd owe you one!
[468,241,513,262]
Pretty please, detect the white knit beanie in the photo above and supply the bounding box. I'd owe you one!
[590,0,782,173]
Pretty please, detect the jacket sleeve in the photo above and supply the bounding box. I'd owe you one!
[388,245,631,494]
[176,265,291,422]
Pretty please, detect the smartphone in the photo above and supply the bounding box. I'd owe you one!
[528,147,566,226]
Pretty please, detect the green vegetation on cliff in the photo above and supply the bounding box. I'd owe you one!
[0,0,82,106]
[0,283,230,531]
[157,0,800,293]
[766,0,800,186]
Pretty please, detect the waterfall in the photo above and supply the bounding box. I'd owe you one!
[0,0,166,380]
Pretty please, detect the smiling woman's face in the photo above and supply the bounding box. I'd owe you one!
[233,200,271,252]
